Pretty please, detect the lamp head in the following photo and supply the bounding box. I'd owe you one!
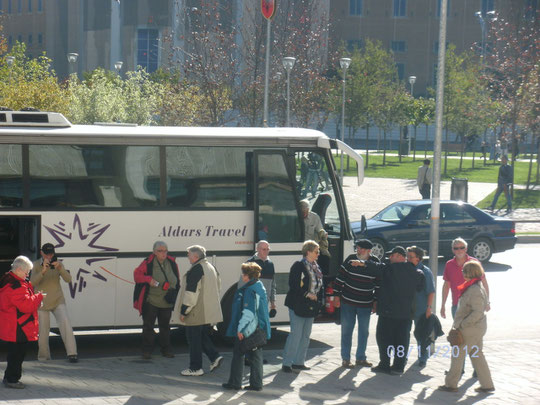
[67,53,79,63]
[114,61,123,71]
[474,11,482,19]
[340,57,351,70]
[6,56,15,67]
[282,56,296,72]
[408,75,416,85]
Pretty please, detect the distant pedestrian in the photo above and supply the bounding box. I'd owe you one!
[333,239,379,369]
[416,159,432,199]
[282,240,323,373]
[488,155,513,214]
[133,241,180,360]
[178,245,223,376]
[222,263,271,392]
[438,261,494,393]
[0,256,44,389]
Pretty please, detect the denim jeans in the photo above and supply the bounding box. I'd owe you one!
[490,185,512,210]
[340,303,371,362]
[185,325,220,370]
[227,338,263,389]
[282,309,313,367]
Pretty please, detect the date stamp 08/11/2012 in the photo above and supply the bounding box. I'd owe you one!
[386,344,480,359]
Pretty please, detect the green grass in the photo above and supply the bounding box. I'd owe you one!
[476,189,540,210]
[333,153,536,185]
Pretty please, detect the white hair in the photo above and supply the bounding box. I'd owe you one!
[452,237,468,249]
[11,256,33,272]
[187,245,206,259]
[153,241,168,251]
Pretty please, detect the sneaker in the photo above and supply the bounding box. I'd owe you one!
[181,368,204,376]
[3,379,25,389]
[68,355,78,363]
[281,365,296,373]
[243,385,262,391]
[342,360,355,369]
[210,356,223,372]
[475,386,495,393]
[438,385,458,393]
[356,360,372,368]
[292,364,310,371]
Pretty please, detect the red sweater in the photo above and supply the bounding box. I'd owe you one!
[0,272,43,342]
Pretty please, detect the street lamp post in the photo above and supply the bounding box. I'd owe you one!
[408,75,416,158]
[6,56,15,83]
[339,57,351,182]
[67,53,79,78]
[282,56,296,127]
[114,61,123,76]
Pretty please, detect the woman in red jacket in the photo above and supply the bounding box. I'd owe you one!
[0,256,44,389]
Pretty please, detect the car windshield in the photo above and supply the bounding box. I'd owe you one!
[372,203,415,223]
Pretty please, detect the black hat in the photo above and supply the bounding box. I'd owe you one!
[355,239,373,249]
[41,243,55,254]
[385,246,406,257]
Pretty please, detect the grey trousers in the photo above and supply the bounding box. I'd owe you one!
[38,304,77,360]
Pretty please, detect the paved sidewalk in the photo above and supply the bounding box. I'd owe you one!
[1,338,538,405]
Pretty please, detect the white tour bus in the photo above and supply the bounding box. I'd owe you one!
[0,110,363,330]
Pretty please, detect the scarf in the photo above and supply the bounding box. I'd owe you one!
[457,277,481,299]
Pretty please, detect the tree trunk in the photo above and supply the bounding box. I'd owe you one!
[444,122,449,176]
[399,126,403,163]
[383,129,387,165]
[472,150,476,169]
[526,144,534,190]
[425,124,428,158]
[365,124,370,168]
[413,125,417,161]
[536,135,539,183]
[459,136,464,171]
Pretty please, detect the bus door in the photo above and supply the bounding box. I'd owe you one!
[0,216,39,275]
[253,151,303,322]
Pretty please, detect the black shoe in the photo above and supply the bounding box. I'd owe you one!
[390,367,404,375]
[282,365,295,373]
[3,379,25,389]
[222,383,241,390]
[263,359,268,364]
[142,353,152,360]
[244,358,251,366]
[472,370,478,378]
[68,355,78,363]
[292,364,311,371]
[243,385,262,391]
[371,365,393,375]
[162,352,175,358]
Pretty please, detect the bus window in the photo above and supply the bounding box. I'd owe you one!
[295,151,341,236]
[28,145,160,208]
[165,147,248,208]
[0,145,23,208]
[256,153,302,243]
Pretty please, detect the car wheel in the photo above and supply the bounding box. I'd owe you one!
[471,238,493,263]
[370,238,387,261]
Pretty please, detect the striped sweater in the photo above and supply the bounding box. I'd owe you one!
[333,254,379,308]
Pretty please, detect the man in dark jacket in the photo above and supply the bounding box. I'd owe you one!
[351,246,424,375]
[488,155,513,213]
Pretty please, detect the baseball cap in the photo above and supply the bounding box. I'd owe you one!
[385,246,406,257]
[41,243,56,254]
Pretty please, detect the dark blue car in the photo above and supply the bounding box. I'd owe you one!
[351,200,516,262]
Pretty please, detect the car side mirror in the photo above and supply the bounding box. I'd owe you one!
[361,215,367,233]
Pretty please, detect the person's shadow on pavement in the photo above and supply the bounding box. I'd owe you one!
[298,365,358,404]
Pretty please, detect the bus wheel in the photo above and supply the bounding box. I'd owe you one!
[217,284,237,339]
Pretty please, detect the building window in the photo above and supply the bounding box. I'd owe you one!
[37,0,41,12]
[8,0,11,13]
[437,0,450,17]
[38,33,42,44]
[0,0,3,13]
[396,63,405,80]
[349,0,362,16]
[433,41,449,53]
[393,0,406,17]
[347,39,363,51]
[28,0,31,12]
[17,34,22,43]
[137,28,159,73]
[28,33,32,45]
[433,64,438,85]
[8,35,12,46]
[525,0,537,19]
[17,0,21,13]
[481,0,494,15]
[391,40,407,53]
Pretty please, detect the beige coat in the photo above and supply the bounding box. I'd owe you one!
[30,260,71,311]
[178,258,223,326]
[453,282,487,331]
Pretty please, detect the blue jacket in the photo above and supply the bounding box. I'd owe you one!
[226,279,271,339]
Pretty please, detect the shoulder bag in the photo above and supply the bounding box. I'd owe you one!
[447,328,464,346]
[239,288,267,354]
[157,260,178,305]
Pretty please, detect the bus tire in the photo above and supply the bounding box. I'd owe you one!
[217,284,237,338]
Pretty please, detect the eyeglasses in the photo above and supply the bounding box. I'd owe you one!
[155,249,167,253]
[453,246,466,250]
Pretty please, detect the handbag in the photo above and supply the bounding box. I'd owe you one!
[156,260,178,305]
[447,328,464,346]
[238,288,267,354]
[294,294,322,318]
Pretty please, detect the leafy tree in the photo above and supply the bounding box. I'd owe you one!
[67,68,164,125]
[406,97,435,159]
[0,42,68,113]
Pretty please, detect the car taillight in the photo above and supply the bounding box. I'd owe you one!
[511,223,515,234]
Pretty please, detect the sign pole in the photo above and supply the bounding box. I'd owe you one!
[261,0,276,127]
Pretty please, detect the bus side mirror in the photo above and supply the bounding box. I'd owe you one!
[361,215,367,233]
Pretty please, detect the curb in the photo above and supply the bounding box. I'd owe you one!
[516,235,540,244]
